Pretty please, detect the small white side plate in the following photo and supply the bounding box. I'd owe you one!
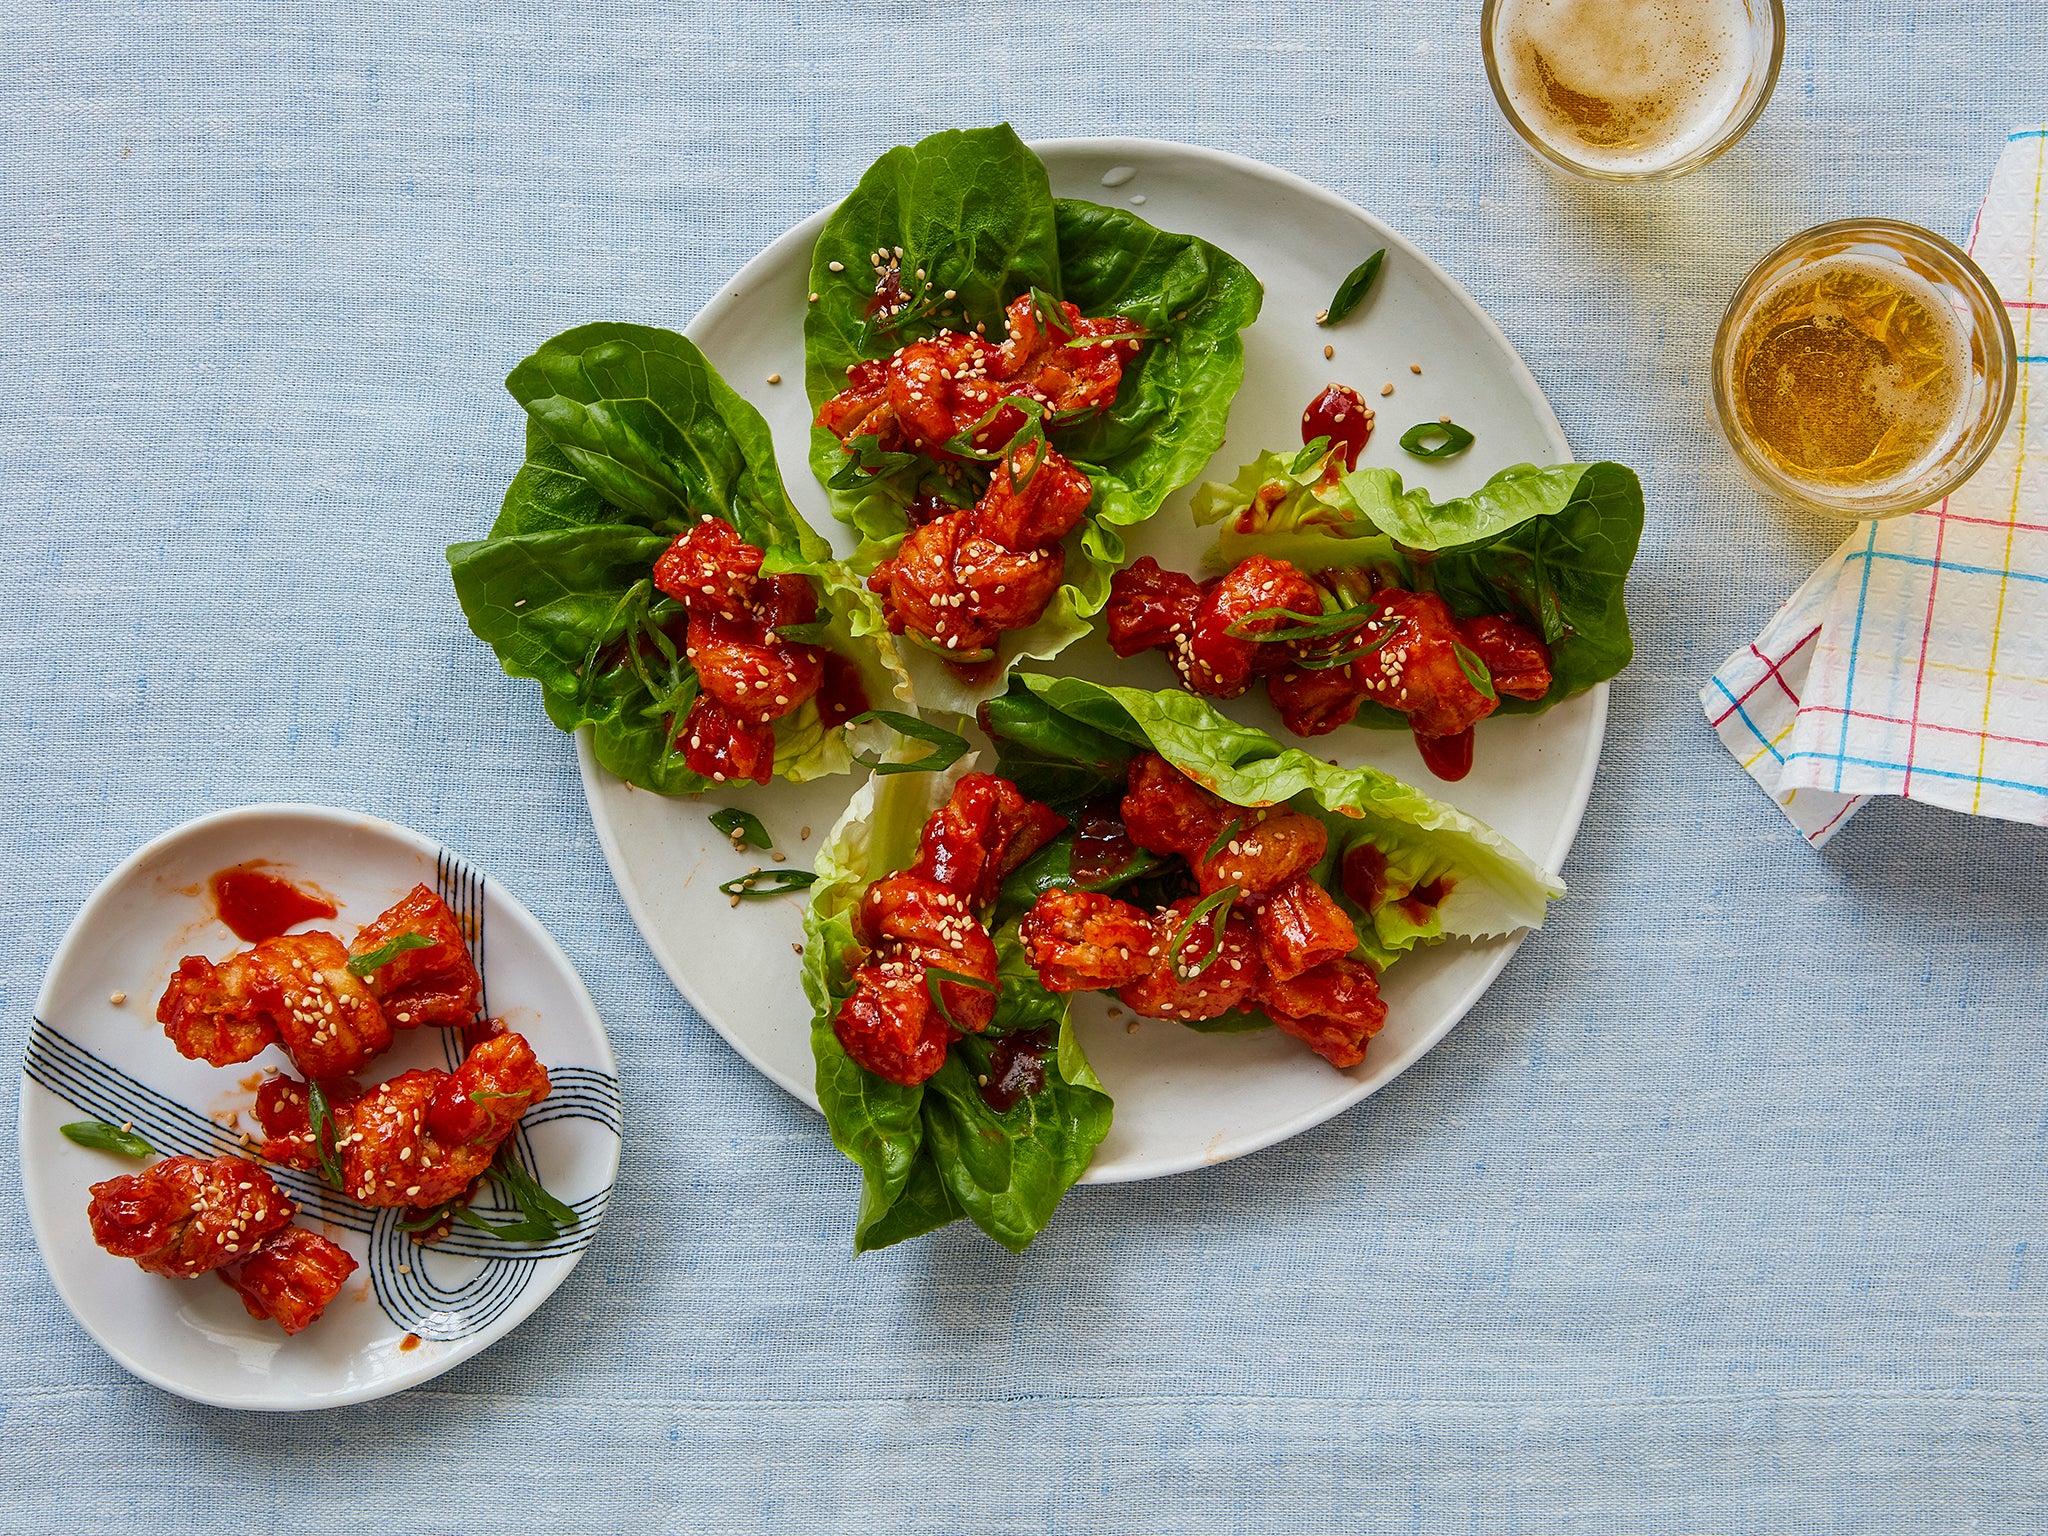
[20,804,622,1411]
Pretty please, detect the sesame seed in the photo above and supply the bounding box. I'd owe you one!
[108,991,127,1006]
[767,372,781,385]
[1410,363,1422,374]
[828,260,844,272]
[1322,345,1334,361]
[1380,383,1394,397]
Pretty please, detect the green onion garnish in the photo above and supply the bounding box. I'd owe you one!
[1167,885,1241,979]
[306,1079,346,1190]
[903,631,997,666]
[1290,436,1333,473]
[1398,420,1476,459]
[719,869,819,899]
[1451,639,1498,701]
[1201,816,1245,867]
[709,808,772,851]
[1320,249,1385,326]
[60,1121,154,1158]
[346,932,434,979]
[850,710,971,776]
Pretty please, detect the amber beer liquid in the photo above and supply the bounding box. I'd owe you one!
[1487,0,1772,177]
[1727,259,1969,495]
[1713,220,2018,519]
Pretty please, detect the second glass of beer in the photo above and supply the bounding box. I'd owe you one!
[1482,0,1786,181]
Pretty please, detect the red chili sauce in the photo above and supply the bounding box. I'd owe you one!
[978,1028,1052,1113]
[1415,727,1476,783]
[1068,799,1140,886]
[211,865,337,943]
[815,652,872,729]
[1300,383,1376,470]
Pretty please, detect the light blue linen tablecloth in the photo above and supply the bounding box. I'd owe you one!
[3,4,2044,1531]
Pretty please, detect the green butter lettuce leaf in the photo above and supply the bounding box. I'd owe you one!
[803,761,1111,1253]
[803,122,1061,470]
[803,124,1261,713]
[984,676,1562,966]
[918,1014,1111,1252]
[449,323,908,793]
[1192,451,1643,720]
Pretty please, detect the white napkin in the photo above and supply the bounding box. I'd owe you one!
[1704,128,2048,847]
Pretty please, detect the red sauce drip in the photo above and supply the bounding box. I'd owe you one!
[945,653,1005,689]
[399,1333,422,1353]
[978,1028,1051,1113]
[211,865,336,943]
[867,262,905,320]
[462,1015,508,1053]
[1300,383,1376,470]
[1415,728,1476,782]
[1069,799,1140,886]
[815,652,871,729]
[1401,875,1454,927]
[1341,843,1388,910]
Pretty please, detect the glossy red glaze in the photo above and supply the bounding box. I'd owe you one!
[1300,383,1376,470]
[814,651,870,729]
[978,1028,1052,1113]
[1415,727,1476,781]
[211,866,336,943]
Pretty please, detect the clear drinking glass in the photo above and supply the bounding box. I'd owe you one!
[1711,219,2018,521]
[1481,0,1785,181]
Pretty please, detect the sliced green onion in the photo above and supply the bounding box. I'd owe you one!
[60,1121,154,1158]
[904,630,997,666]
[1167,885,1241,979]
[1451,639,1498,701]
[827,435,919,488]
[719,869,819,899]
[1320,249,1385,326]
[1201,816,1245,867]
[395,1201,460,1234]
[1290,615,1406,671]
[1290,436,1333,473]
[1029,286,1076,343]
[709,808,772,851]
[306,1080,346,1190]
[346,932,433,979]
[488,1151,578,1229]
[850,710,971,776]
[1222,603,1371,644]
[925,965,1000,1033]
[1398,420,1476,459]
[453,1205,560,1244]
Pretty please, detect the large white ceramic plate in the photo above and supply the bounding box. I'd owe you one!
[581,137,1603,1181]
[20,805,622,1410]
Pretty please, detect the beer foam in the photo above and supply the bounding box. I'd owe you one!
[1494,0,1756,173]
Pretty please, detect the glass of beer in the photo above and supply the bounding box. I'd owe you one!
[1712,220,2018,520]
[1482,0,1785,181]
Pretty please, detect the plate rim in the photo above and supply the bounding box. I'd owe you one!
[20,800,620,1411]
[577,133,1608,1183]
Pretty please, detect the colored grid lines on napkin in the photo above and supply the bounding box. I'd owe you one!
[1705,127,2048,847]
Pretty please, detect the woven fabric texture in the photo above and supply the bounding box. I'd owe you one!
[2,4,2046,1532]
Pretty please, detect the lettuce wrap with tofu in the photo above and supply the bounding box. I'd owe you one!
[449,323,909,793]
[804,124,1262,714]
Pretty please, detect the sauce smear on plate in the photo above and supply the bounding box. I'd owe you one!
[211,865,337,942]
